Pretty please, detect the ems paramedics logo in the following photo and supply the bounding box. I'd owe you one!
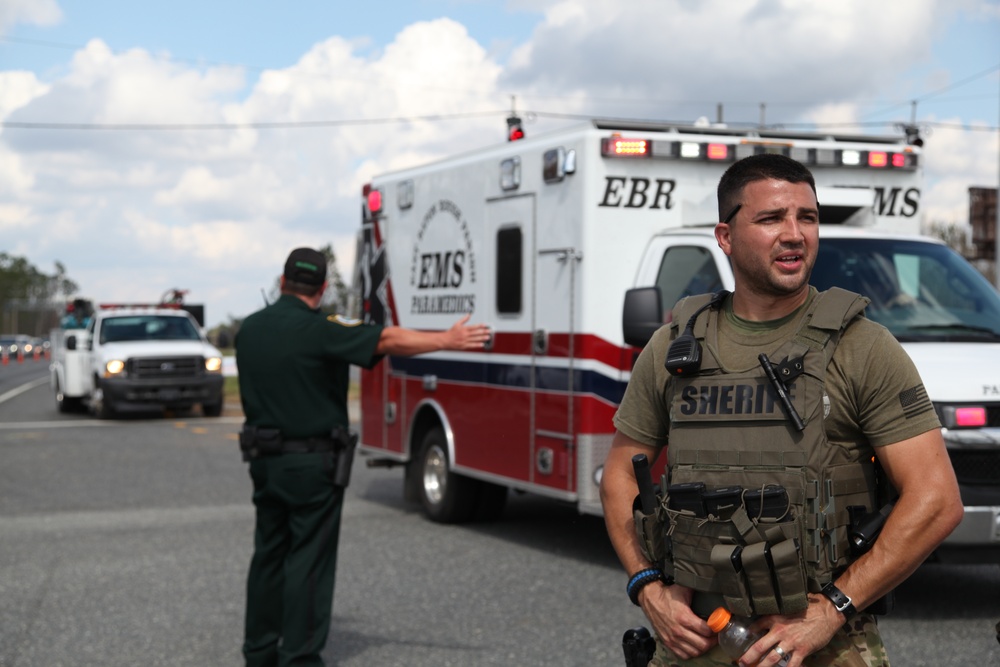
[409,199,477,315]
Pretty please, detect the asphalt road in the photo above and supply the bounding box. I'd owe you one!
[0,360,998,666]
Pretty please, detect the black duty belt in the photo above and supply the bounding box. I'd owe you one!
[280,437,338,454]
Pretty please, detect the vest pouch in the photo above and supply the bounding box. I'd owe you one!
[632,495,669,567]
[667,510,743,593]
[741,541,780,615]
[768,535,808,614]
[710,544,753,617]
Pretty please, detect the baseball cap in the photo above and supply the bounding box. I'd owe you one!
[283,247,327,286]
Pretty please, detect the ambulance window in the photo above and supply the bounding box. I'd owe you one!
[655,246,723,313]
[496,227,522,314]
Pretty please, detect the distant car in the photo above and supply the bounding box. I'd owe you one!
[1,334,35,357]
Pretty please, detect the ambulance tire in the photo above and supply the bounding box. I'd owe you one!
[415,426,477,523]
[474,481,508,521]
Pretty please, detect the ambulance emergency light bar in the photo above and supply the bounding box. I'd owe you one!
[600,135,918,171]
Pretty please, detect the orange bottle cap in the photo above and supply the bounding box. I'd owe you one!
[707,607,732,633]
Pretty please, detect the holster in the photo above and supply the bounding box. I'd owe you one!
[331,425,359,488]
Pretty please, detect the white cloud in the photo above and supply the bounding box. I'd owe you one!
[0,4,994,325]
[0,0,61,33]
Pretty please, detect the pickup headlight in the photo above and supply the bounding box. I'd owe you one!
[105,359,126,376]
[205,356,223,373]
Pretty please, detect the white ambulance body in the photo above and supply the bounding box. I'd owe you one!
[357,120,1000,561]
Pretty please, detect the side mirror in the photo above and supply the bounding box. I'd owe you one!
[66,335,77,351]
[622,287,663,348]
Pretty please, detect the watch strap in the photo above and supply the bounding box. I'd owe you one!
[821,582,857,620]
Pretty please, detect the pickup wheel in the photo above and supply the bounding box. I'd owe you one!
[202,398,223,417]
[54,380,81,414]
[91,384,116,420]
[415,426,477,523]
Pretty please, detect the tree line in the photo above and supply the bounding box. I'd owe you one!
[0,253,78,336]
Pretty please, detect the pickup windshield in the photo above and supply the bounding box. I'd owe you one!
[99,315,201,344]
[811,238,1000,342]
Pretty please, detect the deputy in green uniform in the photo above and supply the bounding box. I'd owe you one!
[237,247,489,667]
[601,156,963,666]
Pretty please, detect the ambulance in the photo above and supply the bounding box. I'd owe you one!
[356,119,1000,563]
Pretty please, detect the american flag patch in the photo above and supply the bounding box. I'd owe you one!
[899,385,933,419]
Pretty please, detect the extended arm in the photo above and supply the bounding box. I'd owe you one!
[375,314,490,356]
[600,431,716,660]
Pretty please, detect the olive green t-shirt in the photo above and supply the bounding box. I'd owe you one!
[614,288,940,456]
[236,294,383,439]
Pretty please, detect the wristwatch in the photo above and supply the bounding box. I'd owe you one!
[821,582,857,620]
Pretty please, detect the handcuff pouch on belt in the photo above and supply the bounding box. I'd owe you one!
[239,426,283,461]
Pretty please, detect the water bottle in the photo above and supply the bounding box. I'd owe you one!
[707,607,788,667]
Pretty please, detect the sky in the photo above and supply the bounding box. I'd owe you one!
[1,0,998,328]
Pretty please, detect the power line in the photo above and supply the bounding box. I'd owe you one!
[862,62,1000,120]
[3,110,995,133]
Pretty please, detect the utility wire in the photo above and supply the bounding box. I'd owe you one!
[4,110,995,133]
[862,62,1000,120]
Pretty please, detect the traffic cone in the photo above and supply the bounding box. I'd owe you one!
[1,350,7,365]
[16,349,23,363]
[33,347,40,361]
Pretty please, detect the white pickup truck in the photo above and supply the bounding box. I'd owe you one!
[50,305,225,418]
[622,225,1000,564]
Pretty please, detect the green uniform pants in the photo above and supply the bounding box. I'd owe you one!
[243,452,344,667]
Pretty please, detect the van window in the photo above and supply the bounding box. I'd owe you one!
[496,227,522,315]
[813,238,1000,341]
[655,246,724,314]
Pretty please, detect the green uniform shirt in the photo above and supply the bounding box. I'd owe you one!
[236,294,384,439]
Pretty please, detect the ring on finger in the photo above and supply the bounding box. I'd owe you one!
[774,645,788,659]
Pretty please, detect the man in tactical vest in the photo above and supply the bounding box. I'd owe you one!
[601,154,963,666]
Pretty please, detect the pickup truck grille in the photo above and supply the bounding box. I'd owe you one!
[127,356,202,379]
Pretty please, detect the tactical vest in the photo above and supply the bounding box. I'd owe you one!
[643,288,874,618]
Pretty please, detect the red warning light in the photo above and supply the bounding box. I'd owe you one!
[367,189,382,214]
[507,116,525,142]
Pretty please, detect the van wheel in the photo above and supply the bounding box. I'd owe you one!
[415,427,477,523]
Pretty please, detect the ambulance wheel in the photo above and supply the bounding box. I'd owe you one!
[416,426,477,523]
[474,481,508,521]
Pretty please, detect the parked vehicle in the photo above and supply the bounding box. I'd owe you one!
[353,119,998,563]
[50,301,225,418]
